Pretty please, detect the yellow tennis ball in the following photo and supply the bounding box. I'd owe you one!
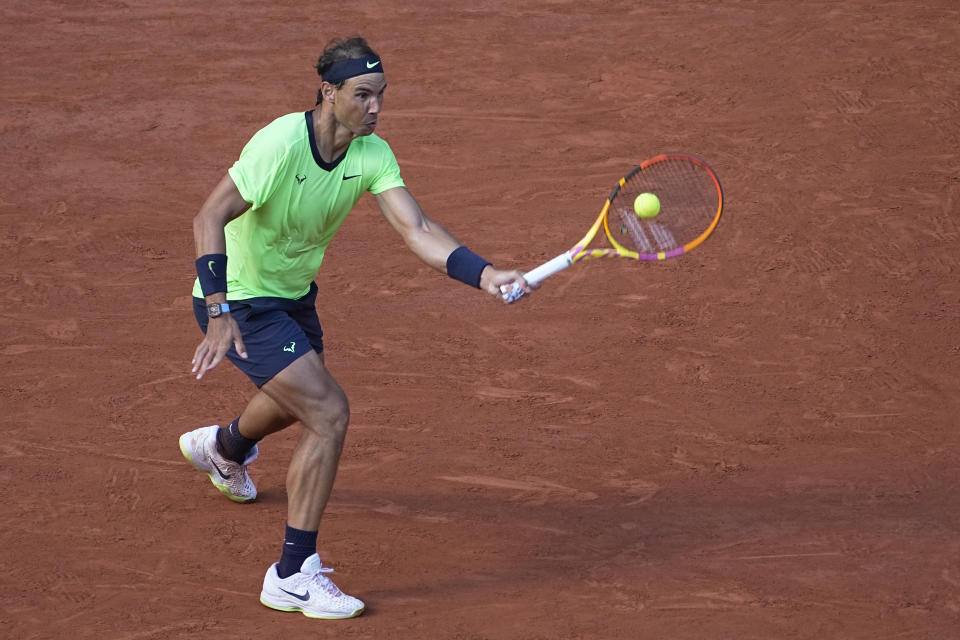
[634,193,660,219]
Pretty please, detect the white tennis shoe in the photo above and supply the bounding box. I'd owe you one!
[260,554,365,619]
[178,425,258,503]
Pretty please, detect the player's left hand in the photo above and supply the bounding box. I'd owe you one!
[480,266,538,302]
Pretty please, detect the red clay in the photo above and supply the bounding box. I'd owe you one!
[2,1,959,638]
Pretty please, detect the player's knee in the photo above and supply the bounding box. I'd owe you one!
[326,390,350,439]
[303,386,350,444]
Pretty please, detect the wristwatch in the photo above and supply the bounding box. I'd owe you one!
[206,302,231,318]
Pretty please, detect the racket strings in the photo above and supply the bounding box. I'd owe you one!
[610,157,721,255]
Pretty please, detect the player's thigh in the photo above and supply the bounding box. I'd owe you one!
[259,350,349,433]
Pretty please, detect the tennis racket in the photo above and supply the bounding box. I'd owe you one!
[502,153,723,303]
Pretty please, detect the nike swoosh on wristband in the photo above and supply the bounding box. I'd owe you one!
[208,260,217,276]
[280,588,311,602]
[210,459,231,480]
[366,60,381,69]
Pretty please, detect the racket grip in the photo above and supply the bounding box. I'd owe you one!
[501,252,573,303]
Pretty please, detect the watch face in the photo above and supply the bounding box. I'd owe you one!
[207,303,221,317]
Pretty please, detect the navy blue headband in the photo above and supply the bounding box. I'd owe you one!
[322,56,384,84]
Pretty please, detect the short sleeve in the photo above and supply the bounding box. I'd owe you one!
[227,124,290,209]
[366,140,406,195]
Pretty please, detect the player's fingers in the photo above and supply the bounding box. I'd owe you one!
[196,346,226,380]
[509,272,535,294]
[192,341,210,372]
[490,271,522,292]
[500,281,527,304]
[233,334,248,360]
[194,336,225,378]
[194,350,214,379]
[512,273,533,292]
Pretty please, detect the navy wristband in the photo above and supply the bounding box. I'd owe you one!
[446,246,492,289]
[196,254,228,296]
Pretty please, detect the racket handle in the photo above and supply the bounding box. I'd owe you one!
[501,252,573,303]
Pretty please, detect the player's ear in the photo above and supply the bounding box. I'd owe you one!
[319,81,338,104]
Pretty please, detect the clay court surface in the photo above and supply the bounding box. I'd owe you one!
[3,1,960,638]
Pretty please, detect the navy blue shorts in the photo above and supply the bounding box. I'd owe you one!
[193,282,323,387]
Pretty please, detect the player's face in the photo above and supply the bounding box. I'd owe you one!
[334,74,386,136]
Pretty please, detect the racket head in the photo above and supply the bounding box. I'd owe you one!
[593,154,723,262]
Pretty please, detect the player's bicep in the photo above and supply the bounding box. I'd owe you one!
[193,173,252,255]
[198,173,252,226]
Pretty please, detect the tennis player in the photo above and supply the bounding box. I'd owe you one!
[178,36,532,620]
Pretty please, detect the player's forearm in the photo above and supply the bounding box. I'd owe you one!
[193,173,251,257]
[193,213,228,257]
[401,220,462,273]
[194,213,228,305]
[193,213,229,304]
[193,174,250,302]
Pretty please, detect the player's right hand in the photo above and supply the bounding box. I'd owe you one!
[192,315,247,380]
[481,267,538,302]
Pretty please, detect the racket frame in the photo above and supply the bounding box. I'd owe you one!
[502,153,723,303]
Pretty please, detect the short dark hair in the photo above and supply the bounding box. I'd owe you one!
[315,36,379,85]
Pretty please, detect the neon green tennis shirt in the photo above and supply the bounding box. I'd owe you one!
[192,111,406,300]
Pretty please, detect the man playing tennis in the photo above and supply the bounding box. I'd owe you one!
[178,36,532,620]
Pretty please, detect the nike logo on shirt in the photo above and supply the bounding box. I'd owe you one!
[342,174,361,181]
